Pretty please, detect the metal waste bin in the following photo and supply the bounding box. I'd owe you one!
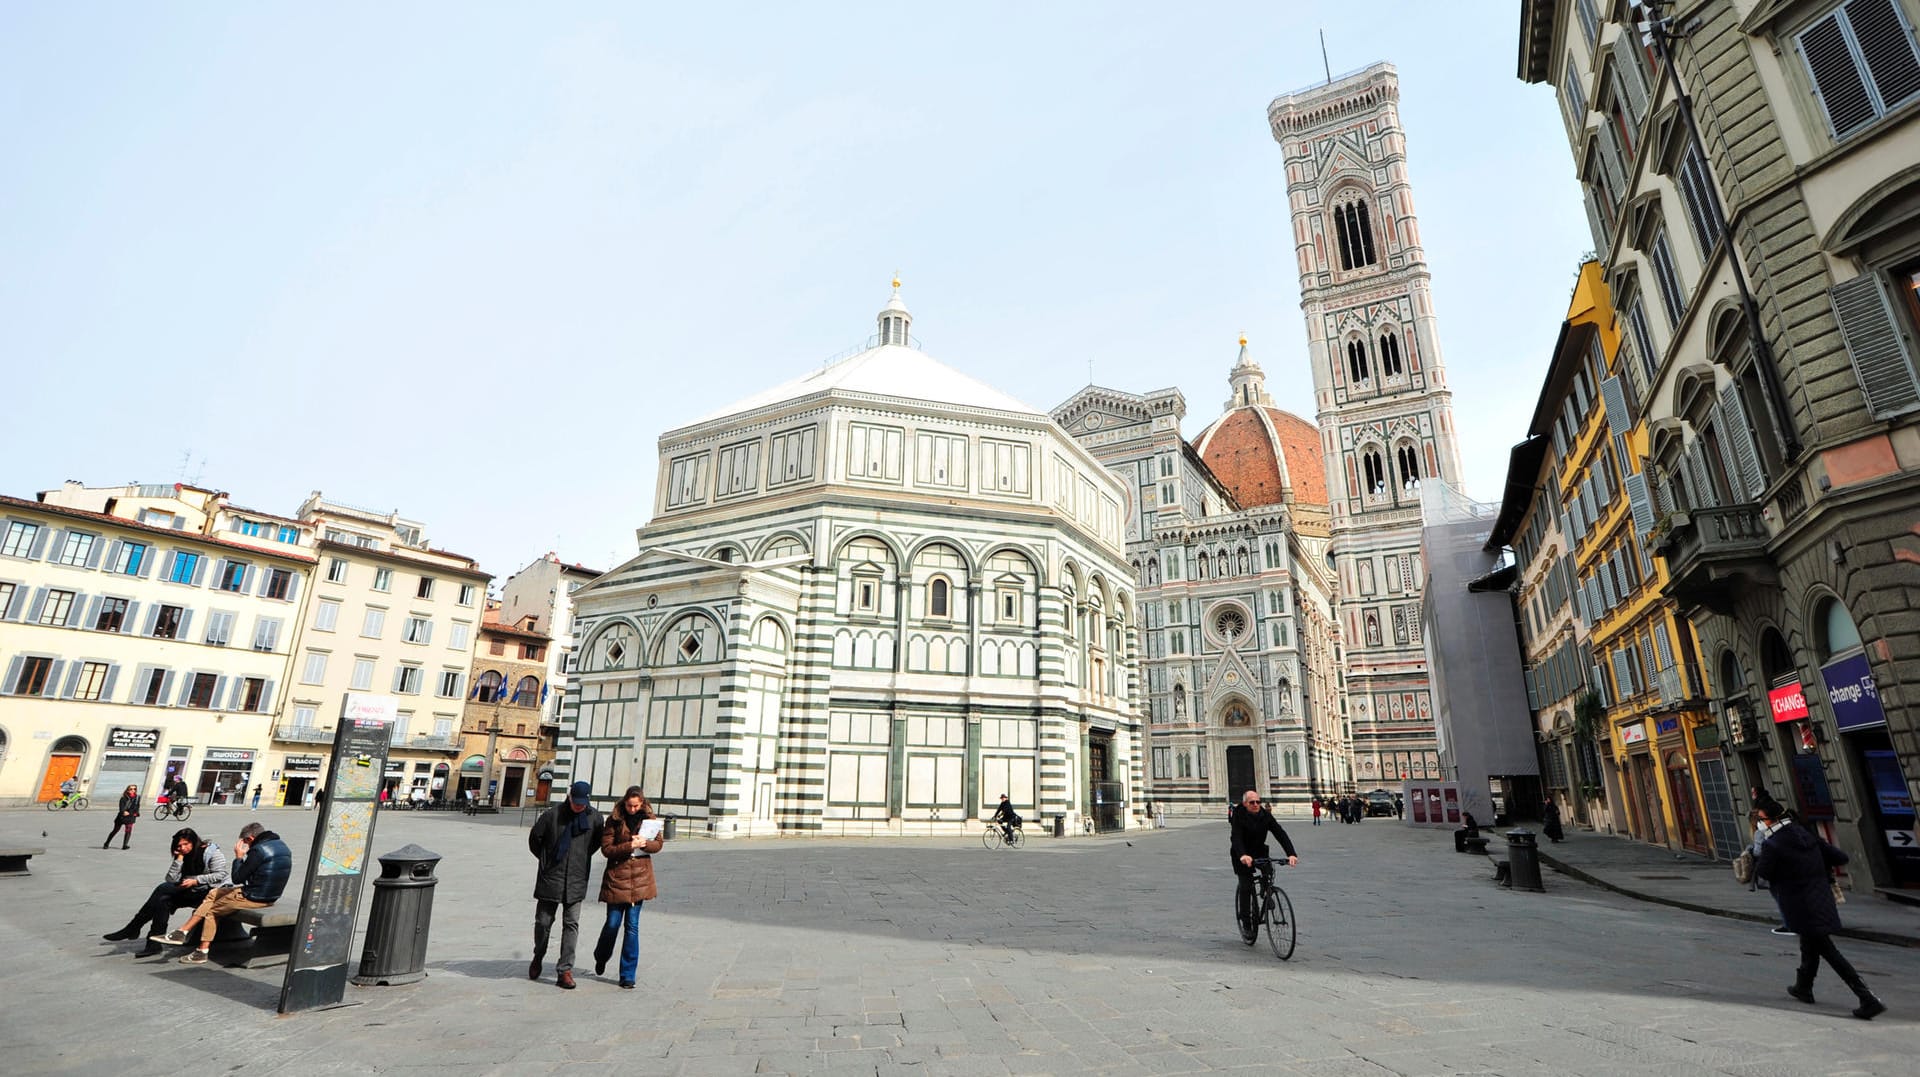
[1054,814,1067,838]
[661,815,678,840]
[1504,828,1544,892]
[353,843,442,986]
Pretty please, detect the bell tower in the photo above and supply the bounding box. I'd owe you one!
[1269,62,1463,790]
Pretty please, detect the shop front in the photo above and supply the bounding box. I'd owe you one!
[196,748,255,804]
[96,727,159,799]
[1822,647,1919,890]
[280,754,323,807]
[458,754,486,803]
[1654,715,1708,854]
[1617,720,1668,846]
[1688,720,1746,861]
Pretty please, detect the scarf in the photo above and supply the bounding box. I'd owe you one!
[549,804,593,866]
[181,843,208,878]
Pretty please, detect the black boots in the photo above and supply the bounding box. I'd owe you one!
[1787,970,1816,1005]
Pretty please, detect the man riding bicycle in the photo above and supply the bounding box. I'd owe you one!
[992,794,1022,843]
[1229,790,1298,940]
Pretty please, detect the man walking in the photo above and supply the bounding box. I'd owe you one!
[155,822,292,964]
[528,781,604,989]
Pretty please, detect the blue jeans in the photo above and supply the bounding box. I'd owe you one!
[594,902,643,983]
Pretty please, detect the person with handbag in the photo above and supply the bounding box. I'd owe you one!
[594,785,665,990]
[1754,802,1885,1020]
[103,785,141,849]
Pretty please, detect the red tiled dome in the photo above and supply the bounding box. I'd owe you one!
[1194,407,1327,508]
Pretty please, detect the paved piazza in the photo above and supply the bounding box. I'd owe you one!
[5,807,1914,1074]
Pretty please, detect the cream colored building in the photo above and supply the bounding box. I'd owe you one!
[500,552,602,801]
[278,493,491,807]
[0,483,313,805]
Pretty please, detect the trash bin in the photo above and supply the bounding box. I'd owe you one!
[1053,814,1067,838]
[353,844,442,986]
[1504,828,1544,892]
[661,815,677,841]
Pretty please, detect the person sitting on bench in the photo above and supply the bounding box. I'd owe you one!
[154,822,292,965]
[104,827,229,957]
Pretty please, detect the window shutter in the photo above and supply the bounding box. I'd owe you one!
[41,660,64,697]
[176,672,197,707]
[1801,12,1878,137]
[44,530,70,563]
[137,549,156,579]
[1596,125,1629,203]
[260,679,276,711]
[100,664,119,701]
[207,675,228,710]
[285,572,301,603]
[393,667,407,693]
[26,587,48,623]
[177,609,194,639]
[1718,385,1768,499]
[1581,185,1612,259]
[1829,273,1920,417]
[1601,376,1632,434]
[162,550,179,580]
[121,601,140,634]
[0,656,19,695]
[158,670,176,705]
[1685,445,1719,509]
[61,661,83,699]
[83,539,103,570]
[189,556,207,586]
[1611,34,1649,124]
[1852,0,1920,111]
[1600,562,1618,609]
[65,593,89,628]
[141,604,160,636]
[1624,473,1656,536]
[0,586,21,620]
[26,527,50,560]
[1654,625,1675,670]
[102,540,122,570]
[210,559,228,588]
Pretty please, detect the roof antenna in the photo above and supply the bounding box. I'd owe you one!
[1320,30,1332,84]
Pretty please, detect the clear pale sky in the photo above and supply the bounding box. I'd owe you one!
[0,4,1590,581]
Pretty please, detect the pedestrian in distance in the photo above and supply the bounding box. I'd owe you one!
[594,785,664,989]
[251,784,262,810]
[165,771,190,807]
[1394,794,1404,820]
[1311,797,1322,826]
[104,785,140,849]
[1542,799,1565,843]
[156,822,293,964]
[1753,802,1885,1019]
[528,780,605,989]
[104,827,229,957]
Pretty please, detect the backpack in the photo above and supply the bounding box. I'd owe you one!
[1732,848,1756,885]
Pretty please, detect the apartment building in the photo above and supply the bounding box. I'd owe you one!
[280,493,490,806]
[0,484,312,804]
[1519,0,1920,892]
[457,612,553,807]
[499,552,602,794]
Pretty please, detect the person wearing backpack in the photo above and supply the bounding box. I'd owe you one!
[1753,803,1885,1020]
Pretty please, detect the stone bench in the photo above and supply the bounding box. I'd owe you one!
[0,847,46,876]
[207,905,297,968]
[1461,836,1492,856]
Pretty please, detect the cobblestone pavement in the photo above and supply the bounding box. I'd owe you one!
[3,806,1914,1075]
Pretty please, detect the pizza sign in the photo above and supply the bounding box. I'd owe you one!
[1769,682,1810,723]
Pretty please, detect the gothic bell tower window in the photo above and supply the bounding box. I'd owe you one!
[1332,199,1379,270]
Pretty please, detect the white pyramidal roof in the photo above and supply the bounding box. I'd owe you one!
[680,341,1045,430]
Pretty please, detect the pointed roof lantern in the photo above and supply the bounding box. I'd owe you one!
[877,276,913,347]
[1225,334,1273,411]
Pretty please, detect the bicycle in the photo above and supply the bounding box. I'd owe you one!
[981,822,1025,850]
[46,791,89,812]
[152,798,192,822]
[1236,857,1296,960]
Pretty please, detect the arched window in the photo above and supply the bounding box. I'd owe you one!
[1332,199,1379,270]
[1397,444,1422,489]
[1362,451,1386,494]
[513,675,541,706]
[473,670,504,703]
[1346,339,1371,383]
[929,577,951,618]
[1379,331,1404,377]
[1814,597,1863,661]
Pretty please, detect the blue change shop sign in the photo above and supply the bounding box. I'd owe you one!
[1819,652,1886,732]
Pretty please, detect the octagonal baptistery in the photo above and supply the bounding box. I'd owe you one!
[560,287,1146,837]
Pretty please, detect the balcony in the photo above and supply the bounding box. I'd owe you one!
[402,735,462,752]
[273,724,335,744]
[1653,505,1775,615]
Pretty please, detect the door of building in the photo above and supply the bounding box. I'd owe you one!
[1664,750,1709,854]
[1695,752,1744,861]
[501,766,524,807]
[1629,753,1667,845]
[1226,746,1256,805]
[96,754,153,799]
[38,753,82,801]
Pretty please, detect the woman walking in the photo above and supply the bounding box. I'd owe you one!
[1754,803,1886,1019]
[102,827,228,956]
[103,785,141,849]
[593,785,664,989]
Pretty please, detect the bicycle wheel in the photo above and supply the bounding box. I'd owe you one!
[152,804,171,821]
[73,796,88,811]
[1007,828,1024,849]
[1263,885,1296,960]
[1235,886,1258,945]
[46,798,63,812]
[175,803,191,820]
[982,828,1001,850]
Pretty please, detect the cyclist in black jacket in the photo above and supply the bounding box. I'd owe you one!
[991,794,1022,842]
[1229,790,1299,937]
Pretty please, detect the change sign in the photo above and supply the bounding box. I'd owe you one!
[1820,652,1886,732]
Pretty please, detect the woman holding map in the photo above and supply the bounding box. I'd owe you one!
[593,785,664,989]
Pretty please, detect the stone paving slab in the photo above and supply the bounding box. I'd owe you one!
[2,806,1915,1075]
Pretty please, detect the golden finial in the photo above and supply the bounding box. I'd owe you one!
[892,272,901,290]
[1239,334,1248,347]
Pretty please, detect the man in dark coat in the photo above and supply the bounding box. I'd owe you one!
[1754,804,1885,1020]
[527,780,605,989]
[1229,790,1299,940]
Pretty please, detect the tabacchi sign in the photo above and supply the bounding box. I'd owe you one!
[1769,682,1811,724]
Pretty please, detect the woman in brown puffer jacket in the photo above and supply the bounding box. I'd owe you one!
[593,785,664,989]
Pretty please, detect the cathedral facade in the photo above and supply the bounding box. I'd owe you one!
[557,290,1145,836]
[1055,343,1349,817]
[1269,63,1465,788]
